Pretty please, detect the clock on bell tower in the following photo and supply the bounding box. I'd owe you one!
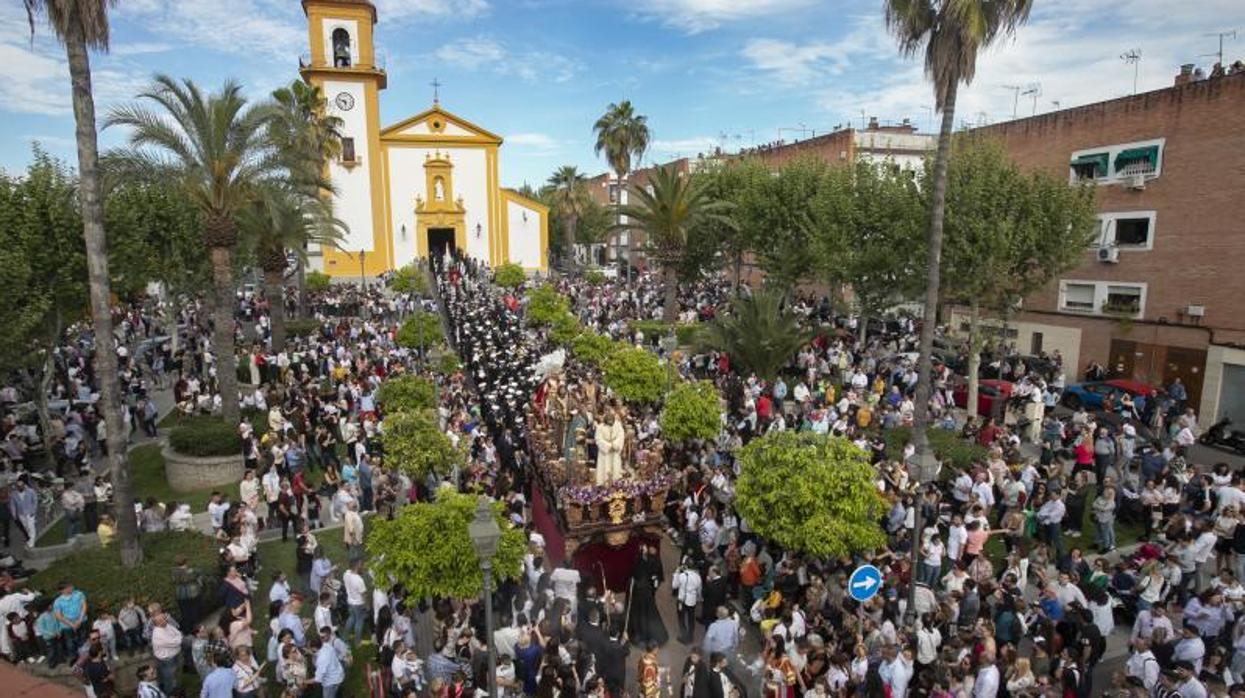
[299,0,390,275]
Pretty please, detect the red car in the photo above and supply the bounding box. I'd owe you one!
[952,379,1016,419]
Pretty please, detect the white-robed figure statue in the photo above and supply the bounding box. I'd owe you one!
[594,409,626,485]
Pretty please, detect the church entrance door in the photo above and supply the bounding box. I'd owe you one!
[428,228,456,265]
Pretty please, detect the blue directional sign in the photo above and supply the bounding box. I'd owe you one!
[848,564,882,602]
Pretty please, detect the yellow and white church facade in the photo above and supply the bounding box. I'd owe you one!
[299,0,549,277]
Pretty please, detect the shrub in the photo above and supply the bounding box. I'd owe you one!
[602,347,666,405]
[169,418,239,457]
[396,312,443,350]
[549,312,580,346]
[435,351,462,376]
[631,320,667,345]
[583,269,606,286]
[30,531,223,613]
[524,285,569,326]
[736,432,887,558]
[377,375,436,414]
[390,263,428,295]
[305,270,331,292]
[675,323,701,346]
[285,318,321,338]
[382,410,464,478]
[493,263,526,288]
[883,427,989,472]
[660,381,722,443]
[571,332,619,367]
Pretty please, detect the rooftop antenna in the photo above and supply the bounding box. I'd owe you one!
[1204,30,1237,66]
[1120,49,1142,94]
[1002,84,1022,118]
[1050,99,1062,111]
[1021,83,1042,115]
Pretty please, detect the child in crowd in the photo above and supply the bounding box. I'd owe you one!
[117,597,147,654]
[92,608,120,660]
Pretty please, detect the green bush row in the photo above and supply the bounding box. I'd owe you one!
[169,418,240,457]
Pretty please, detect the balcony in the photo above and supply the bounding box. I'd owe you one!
[298,52,388,89]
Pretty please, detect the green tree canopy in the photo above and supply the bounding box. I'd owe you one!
[396,311,444,350]
[735,431,887,558]
[390,263,429,295]
[376,375,436,414]
[571,332,622,367]
[382,410,464,478]
[524,284,570,326]
[305,270,331,292]
[493,262,526,289]
[698,290,805,382]
[366,490,526,600]
[602,347,666,405]
[660,381,722,443]
[103,178,207,300]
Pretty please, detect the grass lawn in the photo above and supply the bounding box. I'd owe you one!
[253,530,371,696]
[982,482,1144,566]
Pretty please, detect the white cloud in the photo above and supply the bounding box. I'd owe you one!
[435,36,579,83]
[650,136,720,158]
[742,16,891,87]
[506,132,567,155]
[118,0,304,60]
[111,41,173,56]
[374,0,489,21]
[630,0,816,33]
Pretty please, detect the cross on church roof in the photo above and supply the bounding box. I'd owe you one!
[431,78,442,105]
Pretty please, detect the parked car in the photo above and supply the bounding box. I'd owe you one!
[952,379,1015,419]
[1060,379,1154,411]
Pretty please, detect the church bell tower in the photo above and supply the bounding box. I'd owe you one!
[300,0,390,276]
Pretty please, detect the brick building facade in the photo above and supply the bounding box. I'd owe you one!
[952,70,1245,423]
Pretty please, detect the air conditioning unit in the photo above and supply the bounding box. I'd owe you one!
[1097,246,1120,263]
[1126,174,1146,190]
[1186,304,1206,317]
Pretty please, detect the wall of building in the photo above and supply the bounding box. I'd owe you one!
[505,196,545,270]
[322,78,377,256]
[384,145,491,265]
[1201,345,1245,423]
[947,309,1084,374]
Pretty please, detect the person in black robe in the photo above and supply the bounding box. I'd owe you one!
[628,543,669,646]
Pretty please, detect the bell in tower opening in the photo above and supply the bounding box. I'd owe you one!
[332,28,352,67]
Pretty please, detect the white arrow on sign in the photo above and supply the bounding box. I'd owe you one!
[852,576,878,591]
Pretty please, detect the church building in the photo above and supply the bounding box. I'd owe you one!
[299,0,549,277]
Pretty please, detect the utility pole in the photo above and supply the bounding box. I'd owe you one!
[1205,30,1237,66]
[1022,83,1042,115]
[1121,49,1142,94]
[1002,84,1022,119]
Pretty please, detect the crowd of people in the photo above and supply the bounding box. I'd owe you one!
[0,257,1239,698]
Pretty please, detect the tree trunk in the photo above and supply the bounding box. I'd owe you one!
[209,246,241,423]
[264,268,287,352]
[966,299,982,422]
[296,257,307,319]
[733,250,743,296]
[27,359,57,471]
[909,77,959,459]
[64,26,142,566]
[162,288,180,358]
[858,312,869,351]
[662,265,679,324]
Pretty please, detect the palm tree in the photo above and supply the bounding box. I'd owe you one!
[23,0,142,566]
[618,165,733,324]
[698,290,805,383]
[266,81,343,317]
[106,76,283,424]
[242,188,347,351]
[592,101,650,270]
[883,0,1034,457]
[546,165,587,272]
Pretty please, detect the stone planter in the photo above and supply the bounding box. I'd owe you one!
[163,445,245,492]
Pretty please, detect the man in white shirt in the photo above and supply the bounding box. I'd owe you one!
[672,559,703,645]
[342,560,369,645]
[1124,639,1160,695]
[973,653,999,698]
[549,562,581,619]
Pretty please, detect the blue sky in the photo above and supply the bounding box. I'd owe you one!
[2,0,1242,188]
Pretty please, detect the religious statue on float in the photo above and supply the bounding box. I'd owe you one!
[593,409,626,485]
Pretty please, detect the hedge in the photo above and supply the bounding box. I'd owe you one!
[29,531,223,613]
[169,417,240,457]
[493,263,526,289]
[882,427,989,472]
[285,318,321,338]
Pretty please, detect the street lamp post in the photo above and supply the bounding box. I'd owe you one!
[468,496,502,698]
[660,331,678,394]
[905,446,940,624]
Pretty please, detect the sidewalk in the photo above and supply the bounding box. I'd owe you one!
[0,660,80,698]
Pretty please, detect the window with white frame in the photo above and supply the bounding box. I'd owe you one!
[1069,138,1165,184]
[1095,211,1156,250]
[1059,280,1147,317]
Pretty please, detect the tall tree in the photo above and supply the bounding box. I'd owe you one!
[940,138,1097,411]
[884,0,1035,460]
[546,165,587,272]
[265,81,343,318]
[592,101,650,269]
[106,76,282,424]
[841,161,926,346]
[617,165,734,323]
[23,0,142,565]
[240,187,346,351]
